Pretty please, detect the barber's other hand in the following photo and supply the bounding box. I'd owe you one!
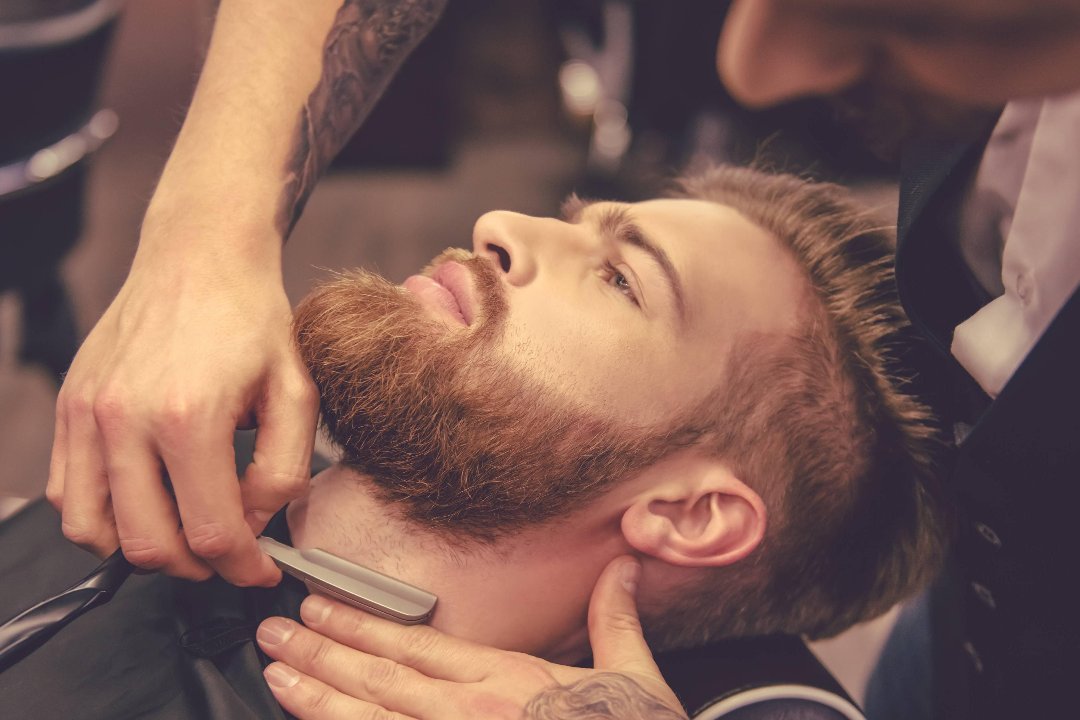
[257,556,688,719]
[47,228,317,585]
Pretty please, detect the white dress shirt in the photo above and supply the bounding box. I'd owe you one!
[952,89,1080,398]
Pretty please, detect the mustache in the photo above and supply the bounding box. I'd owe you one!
[421,248,509,333]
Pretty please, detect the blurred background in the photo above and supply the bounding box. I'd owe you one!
[0,0,902,702]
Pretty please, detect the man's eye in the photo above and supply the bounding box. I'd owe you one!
[604,263,639,306]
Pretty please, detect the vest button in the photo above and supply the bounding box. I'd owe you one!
[974,521,1002,548]
[971,581,997,610]
[963,641,984,674]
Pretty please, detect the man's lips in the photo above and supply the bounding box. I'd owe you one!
[403,261,476,326]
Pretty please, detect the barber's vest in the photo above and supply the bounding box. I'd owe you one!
[656,634,864,719]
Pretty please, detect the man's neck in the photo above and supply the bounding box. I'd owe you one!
[286,465,624,663]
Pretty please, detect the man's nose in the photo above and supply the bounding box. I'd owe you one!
[472,211,584,287]
[717,0,869,108]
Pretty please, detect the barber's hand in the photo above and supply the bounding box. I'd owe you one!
[257,556,688,719]
[46,232,318,585]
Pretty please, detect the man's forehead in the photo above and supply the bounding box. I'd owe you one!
[625,198,771,247]
[572,196,758,231]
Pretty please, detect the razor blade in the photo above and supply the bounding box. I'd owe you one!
[258,537,437,625]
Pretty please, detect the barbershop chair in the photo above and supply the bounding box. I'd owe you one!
[657,635,866,719]
[0,0,121,383]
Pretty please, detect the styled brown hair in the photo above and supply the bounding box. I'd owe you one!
[645,166,946,646]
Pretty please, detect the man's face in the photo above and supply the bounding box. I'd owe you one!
[718,0,1080,137]
[470,198,805,424]
[294,198,805,539]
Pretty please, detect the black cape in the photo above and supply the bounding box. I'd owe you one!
[0,498,858,719]
[0,499,306,719]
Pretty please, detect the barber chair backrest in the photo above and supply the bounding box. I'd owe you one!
[0,0,120,165]
[655,635,866,720]
[0,0,119,289]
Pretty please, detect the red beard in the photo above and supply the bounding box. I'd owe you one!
[293,251,675,542]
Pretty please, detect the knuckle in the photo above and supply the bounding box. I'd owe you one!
[285,373,319,407]
[152,393,206,437]
[119,537,170,569]
[92,392,128,434]
[61,517,101,548]
[183,522,236,561]
[516,656,559,689]
[64,392,96,423]
[361,656,402,695]
[357,706,396,720]
[45,482,64,510]
[398,626,440,664]
[251,465,309,499]
[301,634,335,672]
[598,610,643,637]
[304,684,336,716]
[337,604,371,638]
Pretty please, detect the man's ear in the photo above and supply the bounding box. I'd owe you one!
[620,456,766,568]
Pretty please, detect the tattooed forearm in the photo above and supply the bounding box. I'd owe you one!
[277,0,448,235]
[523,673,688,720]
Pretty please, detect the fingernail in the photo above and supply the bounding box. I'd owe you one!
[257,617,295,645]
[301,594,332,625]
[620,559,641,595]
[265,663,300,688]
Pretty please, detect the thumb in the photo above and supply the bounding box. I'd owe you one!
[588,556,679,711]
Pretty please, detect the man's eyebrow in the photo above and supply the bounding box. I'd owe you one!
[563,195,687,326]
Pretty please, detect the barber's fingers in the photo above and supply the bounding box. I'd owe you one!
[258,618,446,719]
[45,398,69,511]
[240,362,318,535]
[587,556,682,711]
[293,595,502,684]
[102,425,211,579]
[57,395,118,557]
[264,662,418,720]
[588,556,653,670]
[159,415,280,587]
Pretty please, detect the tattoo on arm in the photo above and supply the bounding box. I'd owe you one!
[523,673,688,720]
[277,0,447,236]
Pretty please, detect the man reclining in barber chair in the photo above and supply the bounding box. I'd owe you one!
[0,166,944,719]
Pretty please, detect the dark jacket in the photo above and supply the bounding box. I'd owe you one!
[895,136,1080,720]
[0,499,305,719]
